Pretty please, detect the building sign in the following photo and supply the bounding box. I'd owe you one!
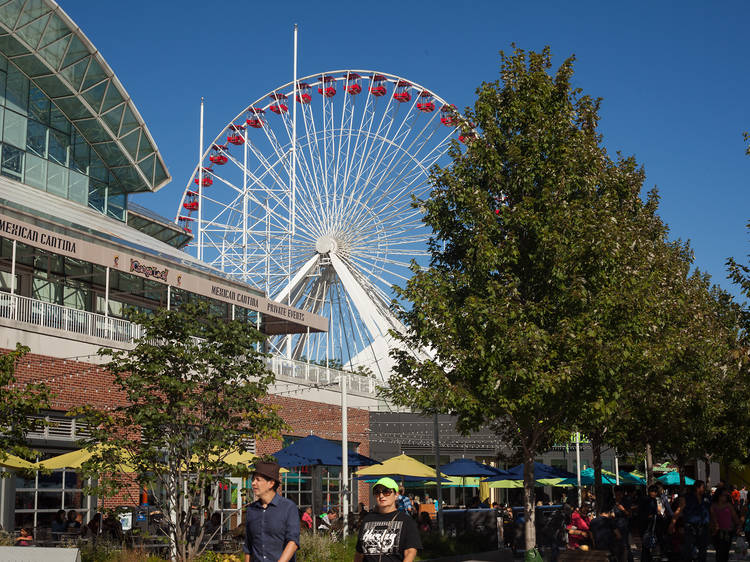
[130,258,168,282]
[211,285,259,308]
[267,301,305,322]
[0,217,78,255]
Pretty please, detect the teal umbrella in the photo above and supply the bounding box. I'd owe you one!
[657,471,694,486]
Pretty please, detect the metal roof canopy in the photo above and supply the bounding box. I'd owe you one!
[0,0,170,193]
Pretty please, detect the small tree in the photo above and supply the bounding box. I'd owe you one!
[0,343,51,464]
[76,303,286,562]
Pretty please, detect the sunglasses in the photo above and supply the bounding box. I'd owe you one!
[373,488,395,497]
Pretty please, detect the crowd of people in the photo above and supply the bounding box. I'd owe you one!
[558,480,749,562]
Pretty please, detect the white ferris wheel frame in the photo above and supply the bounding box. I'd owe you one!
[176,70,461,380]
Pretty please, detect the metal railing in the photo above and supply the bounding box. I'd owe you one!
[266,354,379,396]
[0,292,144,343]
[0,292,380,397]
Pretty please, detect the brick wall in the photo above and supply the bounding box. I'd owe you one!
[5,349,372,509]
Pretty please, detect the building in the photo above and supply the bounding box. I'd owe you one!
[0,0,380,531]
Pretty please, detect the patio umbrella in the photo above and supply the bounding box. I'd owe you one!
[483,461,575,483]
[36,444,137,472]
[355,453,446,479]
[0,453,36,470]
[618,471,646,485]
[657,471,695,486]
[271,435,379,468]
[439,458,507,505]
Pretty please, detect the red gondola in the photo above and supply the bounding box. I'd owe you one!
[318,75,336,97]
[296,82,312,104]
[178,216,195,222]
[417,90,435,112]
[186,190,198,197]
[211,144,227,151]
[183,227,192,234]
[459,131,477,144]
[370,74,387,97]
[227,123,245,145]
[440,105,457,126]
[393,80,411,103]
[183,201,198,211]
[269,92,288,114]
[346,73,362,95]
[193,176,213,187]
[246,108,265,129]
[209,153,228,165]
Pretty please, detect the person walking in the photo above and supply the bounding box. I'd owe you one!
[670,480,710,562]
[355,477,422,562]
[710,489,739,562]
[243,461,299,562]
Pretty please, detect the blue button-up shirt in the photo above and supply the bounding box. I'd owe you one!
[244,493,300,561]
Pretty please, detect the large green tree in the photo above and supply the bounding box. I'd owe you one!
[76,303,286,562]
[386,47,679,550]
[1,343,51,464]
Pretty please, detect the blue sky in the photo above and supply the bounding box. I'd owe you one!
[63,0,749,296]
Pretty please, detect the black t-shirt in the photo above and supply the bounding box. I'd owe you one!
[356,510,422,562]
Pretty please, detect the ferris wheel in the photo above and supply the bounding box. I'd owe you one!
[176,70,465,381]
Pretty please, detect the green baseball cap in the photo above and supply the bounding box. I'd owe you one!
[373,477,399,493]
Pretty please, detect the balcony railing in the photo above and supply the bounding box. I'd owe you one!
[0,292,144,343]
[0,292,380,397]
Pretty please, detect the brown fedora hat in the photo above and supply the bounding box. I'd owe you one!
[252,461,281,483]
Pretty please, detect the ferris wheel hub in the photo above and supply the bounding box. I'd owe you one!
[315,236,339,255]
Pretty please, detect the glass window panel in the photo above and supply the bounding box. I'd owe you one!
[64,491,83,509]
[81,59,106,91]
[38,34,69,69]
[1,143,23,179]
[70,130,89,173]
[39,14,69,49]
[107,189,126,221]
[15,491,35,510]
[63,283,87,310]
[5,65,28,115]
[61,35,88,69]
[37,491,63,510]
[32,277,61,303]
[26,119,47,157]
[0,54,7,71]
[87,178,106,213]
[24,152,46,189]
[15,473,37,489]
[68,169,87,205]
[3,109,27,148]
[0,70,6,106]
[38,470,64,489]
[28,86,49,124]
[48,127,69,165]
[50,104,69,134]
[89,151,107,181]
[46,160,68,197]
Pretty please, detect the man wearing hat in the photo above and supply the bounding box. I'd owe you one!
[355,477,422,562]
[244,461,299,562]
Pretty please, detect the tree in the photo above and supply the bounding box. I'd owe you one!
[0,343,51,464]
[386,46,673,550]
[76,303,286,562]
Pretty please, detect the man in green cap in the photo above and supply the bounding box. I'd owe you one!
[354,477,422,562]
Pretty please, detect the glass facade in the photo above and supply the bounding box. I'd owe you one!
[0,54,127,221]
[14,463,91,530]
[0,237,259,323]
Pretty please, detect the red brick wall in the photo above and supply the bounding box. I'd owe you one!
[5,349,372,509]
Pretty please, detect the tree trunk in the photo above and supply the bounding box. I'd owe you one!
[704,455,712,486]
[592,433,603,514]
[523,451,537,551]
[645,443,654,486]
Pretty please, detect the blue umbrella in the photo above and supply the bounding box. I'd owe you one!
[439,458,507,478]
[657,471,695,486]
[271,435,380,468]
[483,461,575,482]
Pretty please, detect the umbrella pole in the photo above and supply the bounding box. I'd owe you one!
[433,414,443,535]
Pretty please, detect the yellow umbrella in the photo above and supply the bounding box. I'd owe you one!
[37,445,136,472]
[355,453,447,479]
[188,450,288,474]
[0,453,37,470]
